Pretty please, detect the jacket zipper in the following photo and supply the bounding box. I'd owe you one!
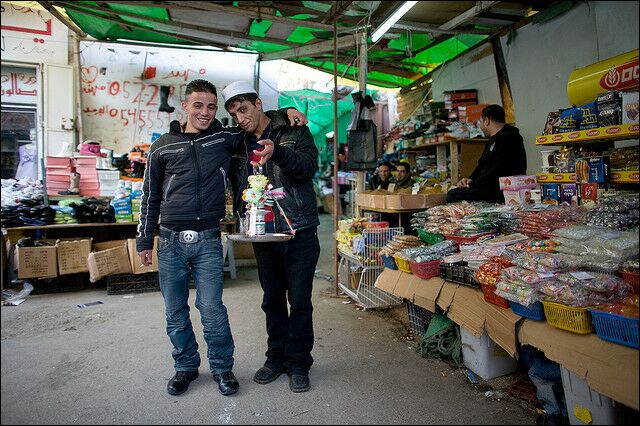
[219,167,227,191]
[202,138,224,148]
[164,174,175,201]
[190,140,202,220]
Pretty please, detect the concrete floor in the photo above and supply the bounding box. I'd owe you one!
[1,214,536,425]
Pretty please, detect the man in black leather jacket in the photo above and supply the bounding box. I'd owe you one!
[223,81,320,393]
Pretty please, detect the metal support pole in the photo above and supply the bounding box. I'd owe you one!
[333,20,340,295]
[355,30,368,215]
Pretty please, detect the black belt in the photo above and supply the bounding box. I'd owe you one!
[159,226,220,244]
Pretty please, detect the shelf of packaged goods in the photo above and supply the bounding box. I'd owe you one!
[400,137,488,153]
[536,123,639,145]
[536,173,576,183]
[609,170,640,183]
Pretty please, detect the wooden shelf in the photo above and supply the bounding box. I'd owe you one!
[2,222,138,231]
[536,123,639,145]
[400,137,488,153]
[358,206,424,214]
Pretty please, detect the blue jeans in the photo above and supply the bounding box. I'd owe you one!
[519,345,567,418]
[157,227,234,374]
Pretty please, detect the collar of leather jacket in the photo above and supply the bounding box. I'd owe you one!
[168,119,224,135]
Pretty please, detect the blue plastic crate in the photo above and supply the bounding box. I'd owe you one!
[589,309,639,349]
[510,301,545,321]
[380,254,397,270]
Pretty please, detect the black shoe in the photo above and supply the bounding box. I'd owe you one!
[213,371,239,396]
[288,373,310,393]
[167,370,199,396]
[253,366,283,384]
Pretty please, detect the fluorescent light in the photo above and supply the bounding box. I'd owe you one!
[371,1,418,43]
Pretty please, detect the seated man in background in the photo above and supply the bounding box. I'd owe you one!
[446,104,526,204]
[391,161,414,190]
[368,161,393,190]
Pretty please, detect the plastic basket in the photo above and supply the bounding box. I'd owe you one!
[463,267,481,289]
[619,270,639,294]
[480,282,510,308]
[106,272,159,295]
[406,299,434,336]
[443,233,491,245]
[510,301,545,321]
[440,262,466,283]
[409,259,443,279]
[541,301,594,334]
[380,254,398,270]
[417,229,445,245]
[589,309,639,349]
[393,255,413,274]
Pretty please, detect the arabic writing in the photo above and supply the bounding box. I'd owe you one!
[82,104,184,128]
[1,71,37,97]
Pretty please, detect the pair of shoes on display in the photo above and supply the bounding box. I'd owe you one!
[252,366,310,393]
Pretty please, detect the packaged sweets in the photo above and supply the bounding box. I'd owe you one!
[579,102,599,130]
[558,107,581,132]
[543,111,561,135]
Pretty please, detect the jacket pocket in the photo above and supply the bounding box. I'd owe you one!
[159,147,185,156]
[202,138,225,148]
[163,174,176,201]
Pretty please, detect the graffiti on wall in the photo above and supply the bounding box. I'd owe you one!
[1,67,38,104]
[0,1,68,63]
[79,42,257,152]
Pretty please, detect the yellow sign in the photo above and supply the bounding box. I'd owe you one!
[567,50,638,106]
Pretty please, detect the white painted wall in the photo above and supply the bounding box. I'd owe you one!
[78,42,258,152]
[428,1,639,174]
[502,1,639,172]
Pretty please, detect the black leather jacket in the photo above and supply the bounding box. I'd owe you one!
[230,111,319,233]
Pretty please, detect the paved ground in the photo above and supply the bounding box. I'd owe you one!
[1,214,537,425]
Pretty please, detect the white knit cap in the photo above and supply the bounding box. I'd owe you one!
[221,81,257,104]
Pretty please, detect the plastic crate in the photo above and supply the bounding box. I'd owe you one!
[541,301,594,334]
[106,272,160,295]
[440,262,466,283]
[510,301,545,321]
[460,328,517,380]
[393,255,413,274]
[480,282,510,308]
[589,309,639,349]
[463,268,481,289]
[409,259,443,279]
[380,254,397,270]
[619,270,639,294]
[416,229,445,245]
[560,365,622,425]
[406,300,434,336]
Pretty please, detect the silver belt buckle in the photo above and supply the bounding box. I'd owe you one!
[179,230,199,243]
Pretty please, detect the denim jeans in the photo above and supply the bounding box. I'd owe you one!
[157,227,234,374]
[519,345,567,418]
[252,228,320,375]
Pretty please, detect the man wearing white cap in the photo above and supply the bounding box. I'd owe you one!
[136,79,307,398]
[222,81,320,393]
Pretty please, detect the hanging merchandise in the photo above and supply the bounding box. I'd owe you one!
[347,91,377,170]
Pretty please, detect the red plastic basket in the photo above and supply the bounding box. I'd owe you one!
[619,270,639,294]
[409,259,443,279]
[444,233,491,245]
[480,282,510,308]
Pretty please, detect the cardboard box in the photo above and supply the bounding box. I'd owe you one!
[503,189,533,206]
[127,237,158,274]
[575,156,609,184]
[560,183,578,206]
[579,183,607,208]
[57,239,92,275]
[499,175,538,190]
[622,91,639,123]
[541,183,561,205]
[93,240,128,252]
[17,246,58,279]
[385,193,446,210]
[87,245,132,282]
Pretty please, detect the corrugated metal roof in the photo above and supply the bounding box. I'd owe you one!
[44,1,551,88]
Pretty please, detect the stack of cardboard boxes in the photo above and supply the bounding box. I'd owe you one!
[15,237,158,284]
